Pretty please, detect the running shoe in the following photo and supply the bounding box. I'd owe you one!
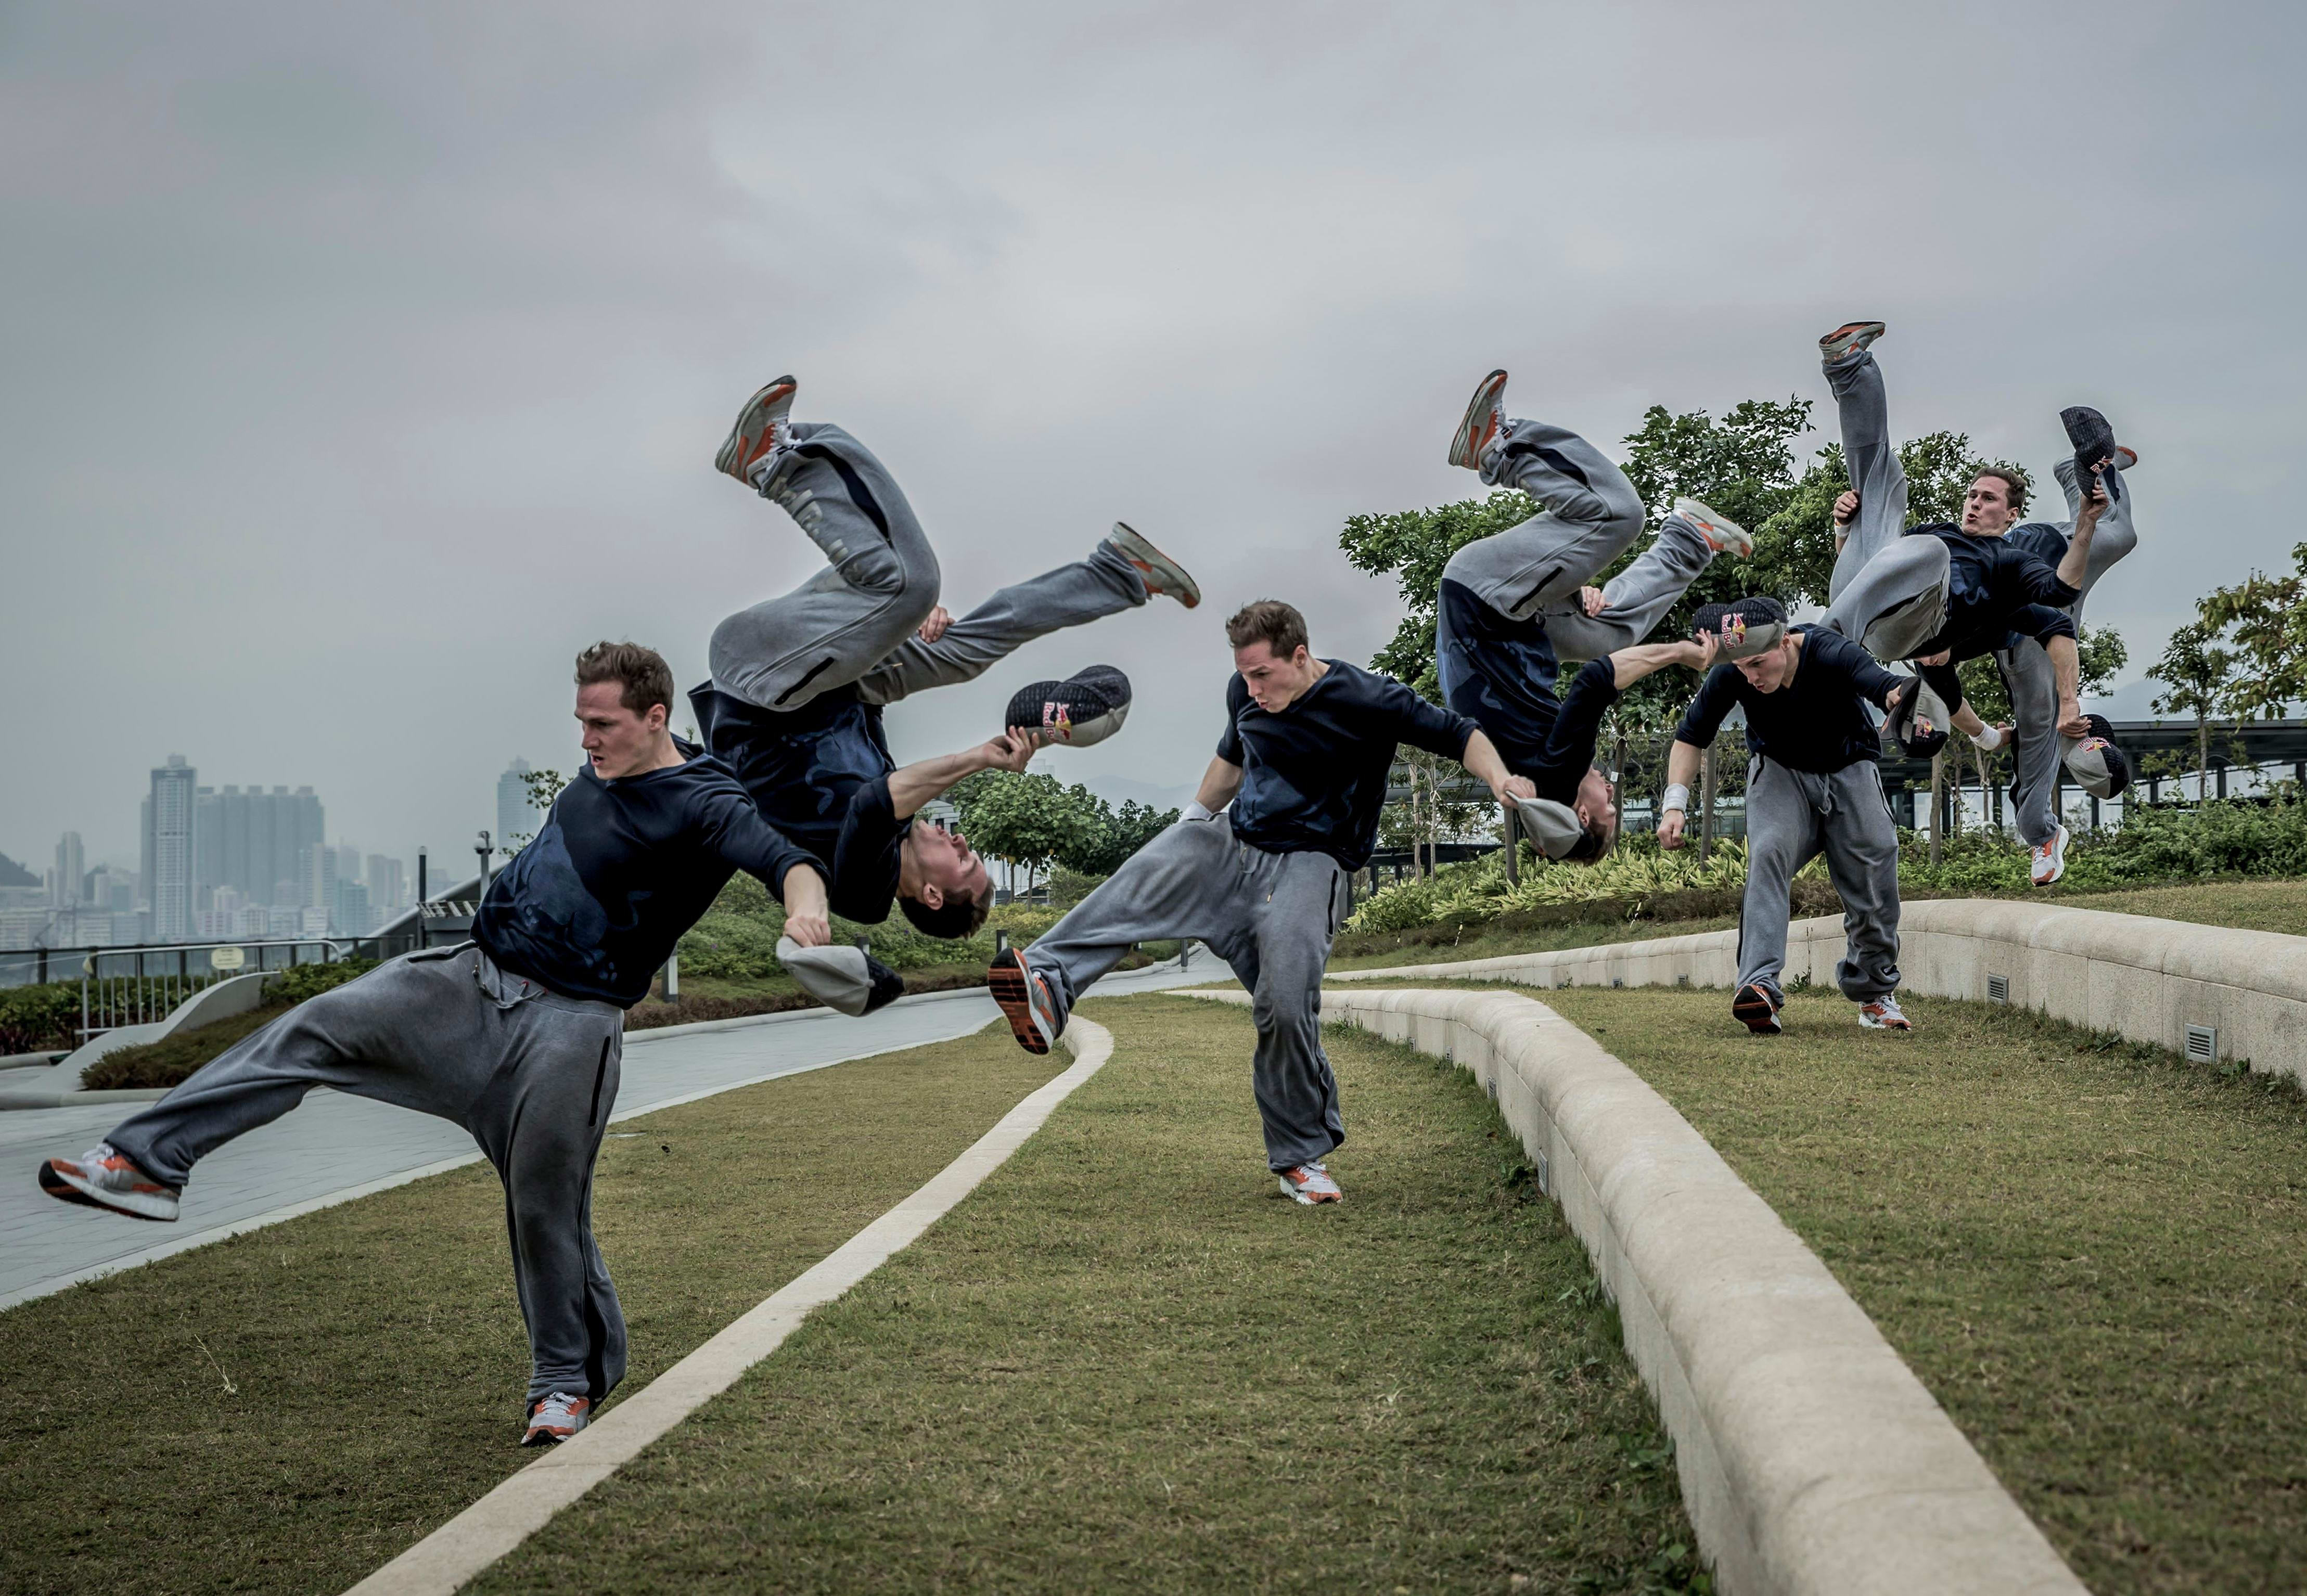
[522,1392,592,1447]
[1858,995,1913,1031]
[39,1143,180,1221]
[2031,822,2070,887]
[1105,522,1201,609]
[1732,981,1783,1035]
[1447,369,1510,470]
[2112,444,2138,472]
[1672,497,1753,558]
[988,947,1058,1056]
[1818,321,1886,362]
[712,376,798,485]
[1277,1162,1344,1204]
[1005,665,1132,749]
[1693,596,1786,660]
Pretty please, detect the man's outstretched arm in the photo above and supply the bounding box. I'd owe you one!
[1457,730,1535,802]
[886,730,1035,819]
[2055,475,2108,593]
[1188,755,1244,817]
[1608,636,1718,689]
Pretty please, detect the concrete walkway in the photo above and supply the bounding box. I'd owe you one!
[0,956,1220,1311]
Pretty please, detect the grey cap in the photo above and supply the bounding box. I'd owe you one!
[1694,597,1789,662]
[2062,713,2131,801]
[1514,795,1590,860]
[778,936,905,1017]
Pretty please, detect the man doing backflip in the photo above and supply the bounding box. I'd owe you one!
[1660,597,1916,1035]
[688,377,1199,1010]
[985,599,1533,1205]
[1433,370,1760,859]
[1814,321,2139,883]
[40,643,830,1447]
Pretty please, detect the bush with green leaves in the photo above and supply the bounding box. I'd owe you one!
[676,873,1067,982]
[0,981,81,1055]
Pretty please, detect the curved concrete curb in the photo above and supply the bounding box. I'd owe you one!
[59,969,276,1075]
[1333,897,2307,1082]
[1182,985,2082,1596]
[341,1016,1116,1596]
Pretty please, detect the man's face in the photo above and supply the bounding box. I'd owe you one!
[576,683,668,780]
[1571,765,1618,859]
[1736,638,1799,693]
[1234,639,1322,712]
[902,817,989,909]
[1960,475,2018,536]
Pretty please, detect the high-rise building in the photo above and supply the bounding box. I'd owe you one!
[332,879,372,936]
[50,833,84,907]
[147,755,197,941]
[336,842,362,889]
[497,759,539,858]
[367,854,406,913]
[196,784,326,907]
[297,841,337,913]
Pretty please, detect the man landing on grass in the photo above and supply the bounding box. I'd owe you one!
[39,643,831,1449]
[986,600,1534,1206]
[1661,598,1916,1036]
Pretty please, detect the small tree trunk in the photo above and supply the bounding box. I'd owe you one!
[1697,744,1718,865]
[2198,711,2209,802]
[1929,752,1944,867]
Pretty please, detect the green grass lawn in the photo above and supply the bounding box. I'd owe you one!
[472,995,1701,1596]
[2037,876,2307,935]
[0,1020,1059,1596]
[1515,983,2307,1595]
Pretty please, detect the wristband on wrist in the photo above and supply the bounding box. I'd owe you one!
[1183,800,1216,822]
[1968,725,2005,751]
[1661,783,1692,815]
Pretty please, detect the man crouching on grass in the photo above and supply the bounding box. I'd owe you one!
[984,599,1534,1205]
[39,642,831,1448]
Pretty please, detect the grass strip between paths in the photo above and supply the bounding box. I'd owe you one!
[0,1018,1058,1596]
[1510,982,2307,1595]
[474,993,1703,1596]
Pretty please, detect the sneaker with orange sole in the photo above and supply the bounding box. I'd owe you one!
[988,948,1059,1056]
[1447,369,1510,470]
[1277,1162,1343,1204]
[1104,522,1200,609]
[712,376,798,485]
[39,1143,180,1221]
[522,1391,592,1447]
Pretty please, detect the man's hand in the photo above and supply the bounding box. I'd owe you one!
[1498,774,1536,803]
[987,729,1035,773]
[1884,677,1910,713]
[1833,488,1860,527]
[783,866,831,948]
[1658,809,1687,850]
[916,606,953,645]
[2075,471,2110,531]
[1684,634,1723,672]
[2057,697,2090,739]
[1580,586,1608,617]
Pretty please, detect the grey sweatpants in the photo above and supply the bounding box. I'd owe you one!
[709,421,1146,713]
[1994,456,2143,845]
[104,945,627,1409]
[1445,418,1719,661]
[1025,814,1348,1171]
[1737,757,1901,1002]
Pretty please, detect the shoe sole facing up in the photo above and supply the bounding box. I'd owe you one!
[987,960,1052,1056]
[1732,988,1781,1034]
[39,1162,177,1220]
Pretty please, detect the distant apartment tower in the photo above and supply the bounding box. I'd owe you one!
[195,784,326,908]
[497,758,540,859]
[298,841,338,916]
[49,832,84,907]
[367,854,406,913]
[143,756,198,941]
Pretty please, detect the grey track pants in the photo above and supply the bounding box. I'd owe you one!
[1737,757,1901,1002]
[709,421,1146,712]
[1025,814,1348,1171]
[1444,419,1718,661]
[1995,456,2144,845]
[103,945,627,1408]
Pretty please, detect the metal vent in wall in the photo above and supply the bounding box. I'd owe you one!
[1986,973,2010,1004]
[1535,1150,1551,1196]
[2186,1024,2218,1064]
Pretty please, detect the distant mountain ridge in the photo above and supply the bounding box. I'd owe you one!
[0,853,40,888]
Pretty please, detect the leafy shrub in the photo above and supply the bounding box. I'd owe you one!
[269,959,378,1004]
[0,982,80,1055]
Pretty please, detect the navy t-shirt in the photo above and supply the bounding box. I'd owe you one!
[1675,626,1906,774]
[1908,524,2081,662]
[1217,659,1476,870]
[688,681,908,923]
[1436,579,1620,804]
[474,741,817,1008]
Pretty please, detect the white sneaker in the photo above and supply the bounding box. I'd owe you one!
[1858,995,1913,1031]
[2031,823,2070,887]
[1818,320,1886,362]
[1277,1162,1343,1204]
[1104,522,1201,609]
[522,1391,592,1447]
[1447,369,1510,470]
[1672,496,1753,558]
[712,376,798,485]
[39,1143,180,1221]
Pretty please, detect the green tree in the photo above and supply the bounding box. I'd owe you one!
[508,768,571,850]
[1060,795,1178,876]
[2148,621,2241,798]
[951,770,1093,896]
[2197,542,2307,722]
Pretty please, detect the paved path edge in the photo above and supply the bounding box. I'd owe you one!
[340,1015,1114,1596]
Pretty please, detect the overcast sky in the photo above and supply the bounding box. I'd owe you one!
[6,0,2301,870]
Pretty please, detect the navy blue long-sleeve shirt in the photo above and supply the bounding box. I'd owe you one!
[1910,524,2081,662]
[1218,660,1476,870]
[1675,626,1905,773]
[1436,578,1620,804]
[688,681,911,924]
[474,740,818,1008]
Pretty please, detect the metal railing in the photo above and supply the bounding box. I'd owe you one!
[78,938,348,1040]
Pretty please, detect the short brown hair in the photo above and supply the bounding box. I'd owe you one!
[1225,599,1309,659]
[1972,466,2029,515]
[900,887,990,941]
[574,640,675,716]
